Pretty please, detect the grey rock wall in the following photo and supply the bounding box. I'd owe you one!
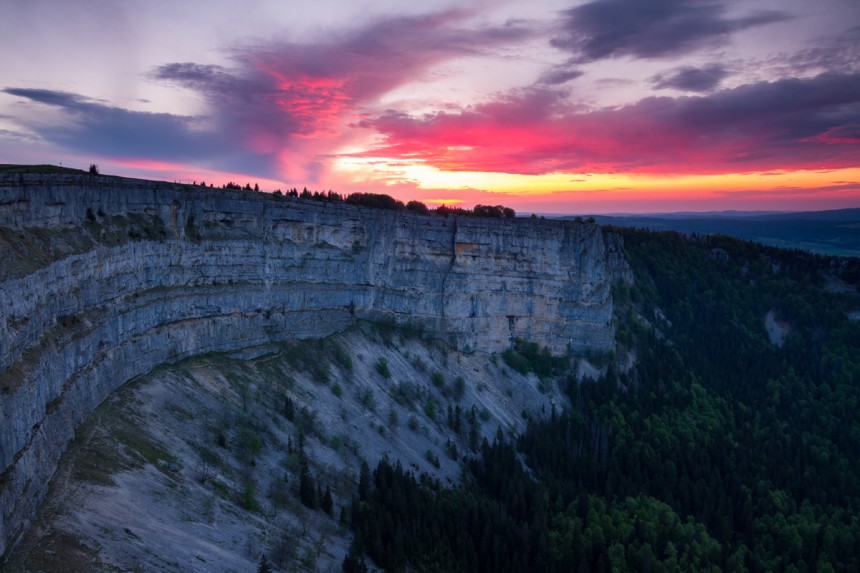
[0,173,628,557]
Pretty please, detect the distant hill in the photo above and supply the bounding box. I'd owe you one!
[580,208,860,257]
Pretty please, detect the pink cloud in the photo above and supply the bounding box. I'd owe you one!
[353,72,860,176]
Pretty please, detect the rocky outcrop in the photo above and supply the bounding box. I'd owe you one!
[0,173,628,557]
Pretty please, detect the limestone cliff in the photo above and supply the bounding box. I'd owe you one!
[0,173,628,557]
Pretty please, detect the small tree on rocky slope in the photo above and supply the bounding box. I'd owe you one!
[257,553,273,573]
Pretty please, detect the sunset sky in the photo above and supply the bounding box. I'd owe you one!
[2,0,859,213]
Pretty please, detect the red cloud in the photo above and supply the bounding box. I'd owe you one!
[355,73,860,176]
[267,73,351,138]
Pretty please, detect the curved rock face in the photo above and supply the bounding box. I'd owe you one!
[0,173,627,557]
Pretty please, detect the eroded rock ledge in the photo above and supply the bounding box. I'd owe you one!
[0,173,628,557]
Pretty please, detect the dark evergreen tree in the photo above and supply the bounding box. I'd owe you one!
[342,537,368,573]
[283,396,295,421]
[256,553,272,573]
[299,460,316,509]
[357,461,371,501]
[321,484,334,516]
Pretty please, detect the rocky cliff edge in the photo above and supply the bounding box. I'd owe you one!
[0,172,630,557]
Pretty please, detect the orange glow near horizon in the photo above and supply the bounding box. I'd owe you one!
[101,154,860,214]
[330,153,860,212]
[423,198,465,206]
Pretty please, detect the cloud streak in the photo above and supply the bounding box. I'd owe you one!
[2,87,227,160]
[551,0,788,62]
[651,64,730,92]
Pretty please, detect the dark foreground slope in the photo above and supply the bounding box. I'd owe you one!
[346,230,860,573]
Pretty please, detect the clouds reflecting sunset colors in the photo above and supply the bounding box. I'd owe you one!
[1,0,858,212]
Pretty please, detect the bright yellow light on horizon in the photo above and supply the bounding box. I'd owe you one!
[423,198,465,205]
[396,165,860,197]
[331,153,860,208]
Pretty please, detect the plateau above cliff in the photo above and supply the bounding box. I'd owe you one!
[0,171,629,559]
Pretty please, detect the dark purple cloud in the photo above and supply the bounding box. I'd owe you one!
[552,0,788,62]
[538,64,584,85]
[4,89,87,108]
[354,72,860,175]
[1,87,236,162]
[651,64,730,92]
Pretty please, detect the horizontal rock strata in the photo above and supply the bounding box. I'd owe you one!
[0,173,627,557]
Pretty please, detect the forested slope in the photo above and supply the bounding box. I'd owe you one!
[348,230,860,573]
